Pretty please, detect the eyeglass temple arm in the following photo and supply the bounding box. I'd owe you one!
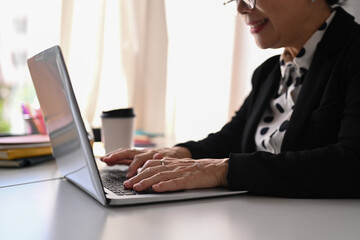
[223,0,236,5]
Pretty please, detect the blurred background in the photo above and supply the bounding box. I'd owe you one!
[0,0,282,144]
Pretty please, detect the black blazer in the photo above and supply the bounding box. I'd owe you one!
[178,7,360,198]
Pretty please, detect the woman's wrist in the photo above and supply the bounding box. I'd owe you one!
[217,158,229,187]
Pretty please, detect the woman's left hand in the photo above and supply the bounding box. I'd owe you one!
[123,158,229,192]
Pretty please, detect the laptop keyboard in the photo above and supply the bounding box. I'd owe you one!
[100,169,137,196]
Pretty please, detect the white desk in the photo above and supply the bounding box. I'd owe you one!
[1,177,360,240]
[0,142,104,188]
[0,159,61,188]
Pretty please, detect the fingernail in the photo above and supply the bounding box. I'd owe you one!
[133,183,141,191]
[123,180,130,188]
[154,153,162,159]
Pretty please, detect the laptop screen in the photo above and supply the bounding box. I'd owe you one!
[27,46,106,205]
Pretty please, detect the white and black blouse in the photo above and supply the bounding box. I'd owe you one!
[255,11,336,154]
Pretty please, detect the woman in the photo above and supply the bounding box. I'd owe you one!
[101,0,360,198]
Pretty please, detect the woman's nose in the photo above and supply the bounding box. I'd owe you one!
[237,1,253,15]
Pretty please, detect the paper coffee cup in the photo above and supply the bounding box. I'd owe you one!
[101,108,135,153]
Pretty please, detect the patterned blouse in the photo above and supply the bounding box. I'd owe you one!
[255,11,336,154]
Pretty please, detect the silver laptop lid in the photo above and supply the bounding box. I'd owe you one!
[27,46,107,205]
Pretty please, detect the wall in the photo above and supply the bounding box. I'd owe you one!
[344,0,360,22]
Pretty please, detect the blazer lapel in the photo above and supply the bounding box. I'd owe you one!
[281,53,334,151]
[281,7,355,151]
[242,65,280,152]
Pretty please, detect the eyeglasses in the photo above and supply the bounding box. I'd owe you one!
[223,0,256,10]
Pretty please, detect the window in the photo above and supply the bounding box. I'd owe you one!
[0,0,281,145]
[0,0,61,134]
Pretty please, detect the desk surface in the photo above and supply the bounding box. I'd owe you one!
[0,142,105,188]
[0,159,61,188]
[1,178,360,240]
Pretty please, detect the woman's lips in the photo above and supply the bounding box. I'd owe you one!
[249,19,269,34]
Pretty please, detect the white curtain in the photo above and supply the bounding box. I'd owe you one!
[60,0,280,145]
[164,0,236,143]
[60,0,168,135]
[344,0,360,23]
[164,1,280,143]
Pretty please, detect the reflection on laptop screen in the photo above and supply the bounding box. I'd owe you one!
[28,46,106,205]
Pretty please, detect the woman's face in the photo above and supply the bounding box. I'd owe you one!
[239,0,331,51]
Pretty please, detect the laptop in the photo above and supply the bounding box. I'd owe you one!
[27,45,245,206]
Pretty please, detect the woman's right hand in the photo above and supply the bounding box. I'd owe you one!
[100,146,192,178]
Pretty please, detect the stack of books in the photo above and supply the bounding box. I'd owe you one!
[0,134,53,168]
[134,129,164,148]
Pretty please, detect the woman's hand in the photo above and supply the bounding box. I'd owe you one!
[123,158,229,192]
[100,147,192,178]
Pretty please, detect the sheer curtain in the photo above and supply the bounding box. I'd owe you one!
[164,1,280,143]
[60,0,280,145]
[60,0,168,135]
[344,0,360,22]
[164,0,236,143]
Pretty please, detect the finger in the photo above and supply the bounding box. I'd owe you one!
[123,166,161,189]
[152,169,219,193]
[126,150,158,178]
[140,158,192,172]
[141,159,163,171]
[100,148,136,161]
[124,163,185,188]
[100,147,130,160]
[125,162,197,191]
[152,177,190,192]
[164,158,195,166]
[105,159,133,166]
[153,152,163,159]
[128,168,187,192]
[143,162,223,192]
[100,149,141,165]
